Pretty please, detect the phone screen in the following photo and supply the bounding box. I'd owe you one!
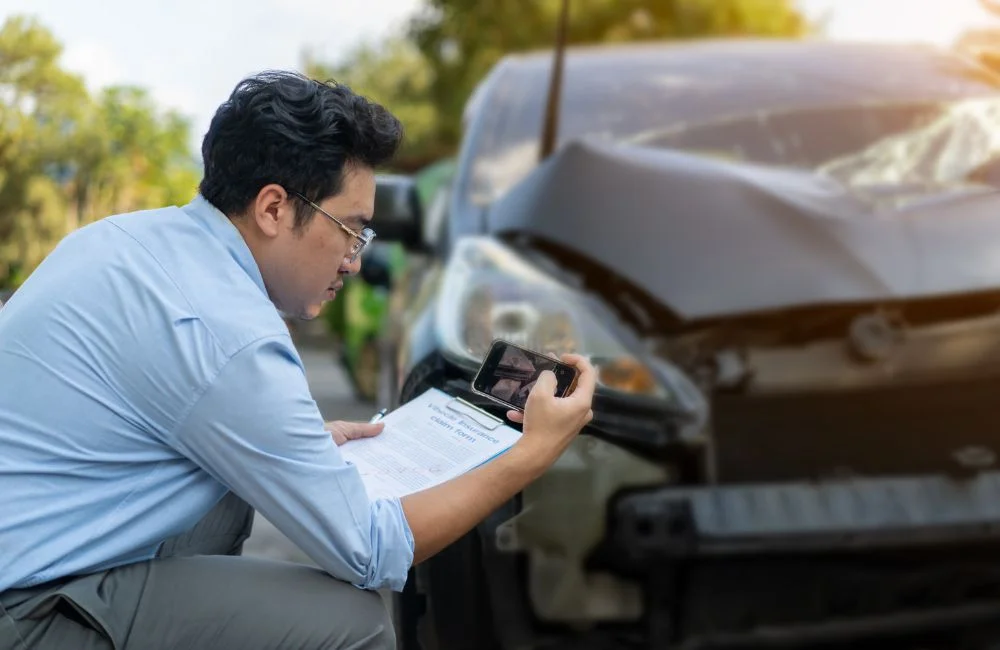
[473,341,578,411]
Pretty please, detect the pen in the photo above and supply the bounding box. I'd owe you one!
[368,408,388,424]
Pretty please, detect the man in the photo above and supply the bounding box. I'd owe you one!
[0,71,595,649]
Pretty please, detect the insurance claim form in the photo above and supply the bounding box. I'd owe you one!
[339,388,523,501]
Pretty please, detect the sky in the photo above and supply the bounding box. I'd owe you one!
[2,0,999,155]
[801,0,998,46]
[0,0,425,152]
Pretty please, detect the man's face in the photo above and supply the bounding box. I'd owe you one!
[244,166,376,321]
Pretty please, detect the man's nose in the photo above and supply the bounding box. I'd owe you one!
[340,255,362,276]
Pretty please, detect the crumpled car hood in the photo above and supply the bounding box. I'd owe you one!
[486,139,1000,321]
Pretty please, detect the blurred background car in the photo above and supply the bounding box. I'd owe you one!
[322,158,456,403]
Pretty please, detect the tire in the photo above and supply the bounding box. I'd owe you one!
[396,530,501,650]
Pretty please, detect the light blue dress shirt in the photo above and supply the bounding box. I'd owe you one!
[0,195,414,593]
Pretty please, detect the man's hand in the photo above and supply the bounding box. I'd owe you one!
[401,353,597,565]
[505,353,596,467]
[325,420,384,446]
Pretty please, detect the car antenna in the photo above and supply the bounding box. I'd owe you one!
[539,0,570,161]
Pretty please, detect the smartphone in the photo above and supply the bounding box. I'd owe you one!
[471,339,580,412]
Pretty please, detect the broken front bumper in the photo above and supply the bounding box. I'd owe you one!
[602,471,1000,648]
[612,471,1000,560]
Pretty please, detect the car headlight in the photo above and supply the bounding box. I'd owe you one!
[436,237,696,406]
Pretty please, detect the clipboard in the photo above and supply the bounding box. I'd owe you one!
[339,388,522,501]
[445,396,505,431]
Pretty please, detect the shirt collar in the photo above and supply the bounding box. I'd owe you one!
[182,194,268,297]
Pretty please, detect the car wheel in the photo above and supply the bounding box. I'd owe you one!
[396,530,501,650]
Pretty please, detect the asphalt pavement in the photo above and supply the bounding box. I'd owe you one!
[241,338,377,566]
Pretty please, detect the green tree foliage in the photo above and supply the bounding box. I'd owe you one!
[0,15,199,288]
[305,0,813,168]
[68,86,199,227]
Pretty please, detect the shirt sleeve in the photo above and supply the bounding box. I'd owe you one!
[169,334,414,592]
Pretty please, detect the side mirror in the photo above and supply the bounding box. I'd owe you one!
[374,174,423,251]
[359,244,394,290]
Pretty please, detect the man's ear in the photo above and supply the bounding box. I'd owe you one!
[250,184,292,239]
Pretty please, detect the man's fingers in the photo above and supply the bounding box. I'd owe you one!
[355,422,385,438]
[341,421,385,440]
[507,410,524,424]
[564,355,597,403]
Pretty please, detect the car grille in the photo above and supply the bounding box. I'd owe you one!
[711,371,1000,483]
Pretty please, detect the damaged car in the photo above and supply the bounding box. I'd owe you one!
[371,35,1000,650]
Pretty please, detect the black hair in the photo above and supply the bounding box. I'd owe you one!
[199,70,403,228]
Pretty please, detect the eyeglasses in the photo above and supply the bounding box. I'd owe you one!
[289,190,376,263]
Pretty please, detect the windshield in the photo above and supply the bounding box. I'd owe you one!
[469,97,1000,206]
[463,45,1000,207]
[642,97,1000,181]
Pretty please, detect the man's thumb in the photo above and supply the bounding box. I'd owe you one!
[347,422,384,439]
[532,370,557,396]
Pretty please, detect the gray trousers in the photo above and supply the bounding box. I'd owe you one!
[0,492,395,649]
